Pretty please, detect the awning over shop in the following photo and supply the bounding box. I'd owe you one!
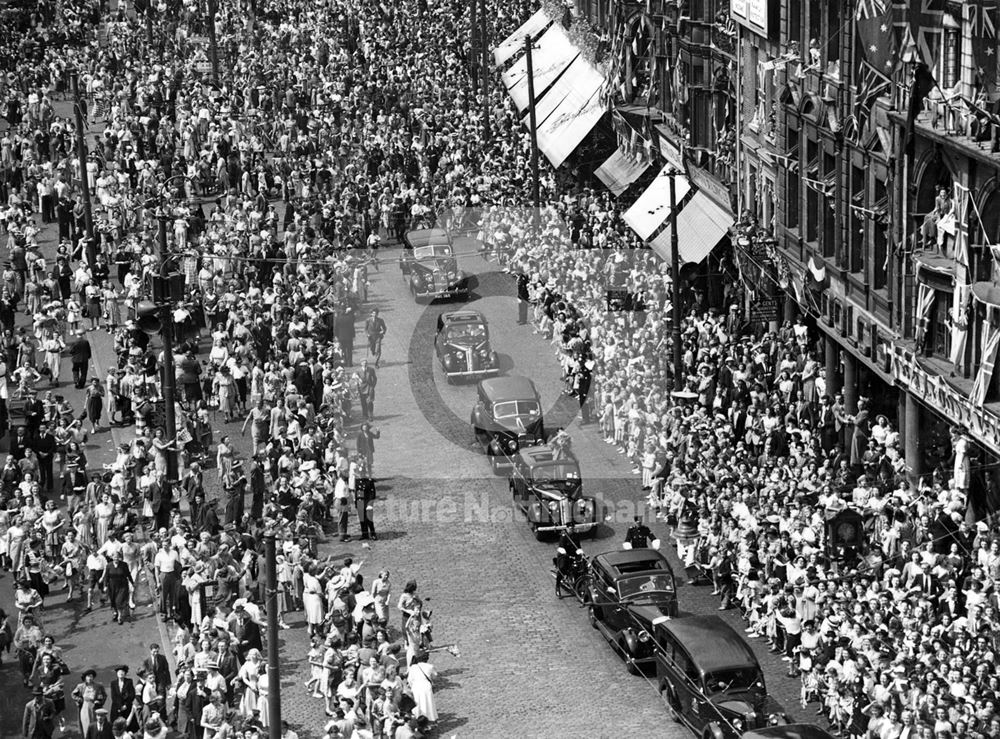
[622,169,691,242]
[527,55,586,129]
[649,191,734,265]
[493,8,551,68]
[502,24,578,112]
[595,147,651,197]
[534,57,606,168]
[973,281,1000,309]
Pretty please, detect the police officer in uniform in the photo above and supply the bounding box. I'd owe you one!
[624,516,653,549]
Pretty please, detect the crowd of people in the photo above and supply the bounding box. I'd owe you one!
[1,0,998,734]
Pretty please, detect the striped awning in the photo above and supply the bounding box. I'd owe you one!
[623,169,691,242]
[649,191,733,265]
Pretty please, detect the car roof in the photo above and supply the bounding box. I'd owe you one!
[441,310,486,326]
[656,616,759,673]
[593,548,671,576]
[405,228,450,248]
[516,444,577,467]
[741,725,835,739]
[478,376,538,402]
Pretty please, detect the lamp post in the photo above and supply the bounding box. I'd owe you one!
[264,525,282,739]
[155,212,180,498]
[480,0,489,141]
[525,35,540,209]
[69,68,95,267]
[667,169,683,390]
[207,0,220,83]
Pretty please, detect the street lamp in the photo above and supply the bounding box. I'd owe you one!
[263,522,282,739]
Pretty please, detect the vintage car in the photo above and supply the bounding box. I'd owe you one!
[399,229,469,301]
[471,376,545,473]
[435,310,499,382]
[399,228,451,276]
[585,548,678,673]
[654,616,786,738]
[739,726,835,739]
[509,444,597,539]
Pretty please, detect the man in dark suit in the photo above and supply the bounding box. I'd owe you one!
[364,308,387,367]
[334,308,356,367]
[230,604,263,660]
[141,643,171,705]
[68,330,92,389]
[108,665,135,722]
[23,391,44,439]
[355,422,381,475]
[22,685,55,738]
[83,708,113,739]
[354,359,377,421]
[184,672,212,739]
[215,638,240,704]
[516,270,530,324]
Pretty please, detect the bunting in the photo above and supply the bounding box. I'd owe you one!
[968,0,1000,100]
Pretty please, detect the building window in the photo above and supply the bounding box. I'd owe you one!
[850,165,864,273]
[805,138,819,243]
[787,170,800,229]
[822,152,836,258]
[789,0,802,49]
[873,178,889,289]
[826,2,841,65]
[941,21,960,89]
[931,294,952,359]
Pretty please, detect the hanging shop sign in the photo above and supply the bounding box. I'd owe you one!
[891,345,1000,454]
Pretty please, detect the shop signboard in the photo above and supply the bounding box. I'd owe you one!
[750,297,781,323]
[891,345,1000,454]
[731,0,775,37]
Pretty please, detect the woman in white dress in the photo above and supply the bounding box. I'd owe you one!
[238,648,263,717]
[406,654,438,723]
[302,564,325,636]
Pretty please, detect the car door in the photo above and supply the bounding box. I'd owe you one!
[672,646,706,729]
[590,566,614,625]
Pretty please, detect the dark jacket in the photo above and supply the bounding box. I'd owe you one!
[109,677,135,719]
[22,697,56,738]
[69,337,92,364]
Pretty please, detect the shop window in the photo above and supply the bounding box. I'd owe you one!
[931,294,952,359]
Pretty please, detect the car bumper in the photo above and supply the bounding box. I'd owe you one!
[445,366,500,378]
[534,521,597,533]
[415,286,468,298]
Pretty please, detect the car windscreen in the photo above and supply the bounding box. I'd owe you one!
[493,400,540,418]
[531,463,580,481]
[414,245,452,260]
[704,667,763,694]
[617,573,674,599]
[445,324,486,341]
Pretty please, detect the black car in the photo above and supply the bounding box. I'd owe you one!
[399,229,468,301]
[399,228,451,276]
[653,616,786,738]
[510,444,597,539]
[435,310,499,382]
[586,548,678,673]
[471,376,545,473]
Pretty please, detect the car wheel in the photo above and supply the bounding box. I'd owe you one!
[445,373,454,385]
[532,522,545,541]
[575,576,590,604]
[587,605,597,628]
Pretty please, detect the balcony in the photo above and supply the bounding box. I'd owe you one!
[887,95,1000,168]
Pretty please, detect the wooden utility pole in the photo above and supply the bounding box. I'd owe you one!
[480,0,489,141]
[525,35,540,208]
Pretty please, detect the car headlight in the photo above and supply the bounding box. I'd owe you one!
[732,719,744,731]
[547,501,559,513]
[507,439,517,450]
[413,274,424,284]
[638,631,650,642]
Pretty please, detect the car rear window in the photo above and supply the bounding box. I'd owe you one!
[414,245,452,260]
[531,463,579,481]
[617,573,674,599]
[615,558,671,574]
